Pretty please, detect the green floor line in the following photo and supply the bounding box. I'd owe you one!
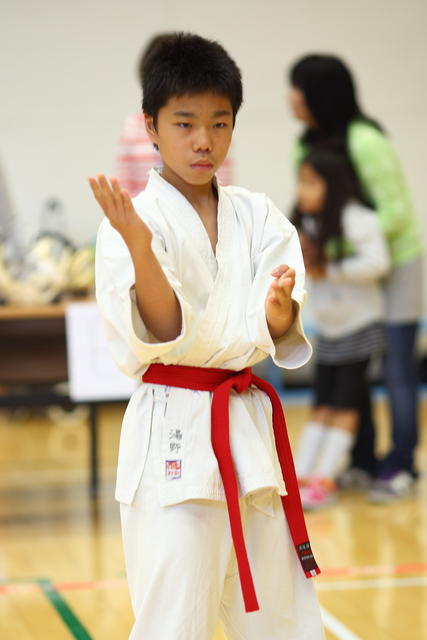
[37,579,93,640]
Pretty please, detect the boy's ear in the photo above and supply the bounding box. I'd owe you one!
[144,114,158,146]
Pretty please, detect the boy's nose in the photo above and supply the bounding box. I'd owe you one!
[193,127,213,152]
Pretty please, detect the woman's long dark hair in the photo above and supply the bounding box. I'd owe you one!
[292,148,361,261]
[289,54,383,150]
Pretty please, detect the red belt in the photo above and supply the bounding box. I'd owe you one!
[142,363,320,612]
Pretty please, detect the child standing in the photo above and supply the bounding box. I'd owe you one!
[292,149,390,510]
[89,33,324,639]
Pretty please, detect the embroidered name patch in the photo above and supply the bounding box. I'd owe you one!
[165,460,182,480]
[168,428,183,454]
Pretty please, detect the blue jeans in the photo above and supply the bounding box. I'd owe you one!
[351,322,419,476]
[350,387,377,474]
[381,323,419,474]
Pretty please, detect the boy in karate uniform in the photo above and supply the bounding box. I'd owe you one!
[90,33,324,640]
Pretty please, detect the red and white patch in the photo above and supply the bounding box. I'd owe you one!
[165,460,182,480]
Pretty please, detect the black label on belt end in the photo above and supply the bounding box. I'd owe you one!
[297,542,320,577]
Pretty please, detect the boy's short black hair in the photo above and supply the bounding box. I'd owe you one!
[142,32,243,125]
[137,33,173,86]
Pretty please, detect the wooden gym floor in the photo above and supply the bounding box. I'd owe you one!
[0,394,426,639]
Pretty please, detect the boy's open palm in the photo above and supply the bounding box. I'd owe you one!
[88,174,152,252]
[265,265,296,339]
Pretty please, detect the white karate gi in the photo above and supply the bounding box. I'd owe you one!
[96,169,324,639]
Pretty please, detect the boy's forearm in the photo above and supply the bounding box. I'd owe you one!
[130,246,182,342]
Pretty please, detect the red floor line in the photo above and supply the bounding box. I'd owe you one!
[319,563,427,578]
[54,578,127,592]
[0,583,39,594]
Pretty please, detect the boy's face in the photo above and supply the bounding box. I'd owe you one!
[145,92,233,187]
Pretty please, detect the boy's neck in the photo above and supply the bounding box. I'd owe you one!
[161,165,218,213]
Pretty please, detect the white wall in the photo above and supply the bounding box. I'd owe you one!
[1,0,426,265]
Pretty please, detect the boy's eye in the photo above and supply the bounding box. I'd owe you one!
[214,122,227,129]
[176,122,191,128]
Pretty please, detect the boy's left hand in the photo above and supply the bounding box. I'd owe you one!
[265,264,296,340]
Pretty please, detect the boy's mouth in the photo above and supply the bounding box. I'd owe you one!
[190,160,214,171]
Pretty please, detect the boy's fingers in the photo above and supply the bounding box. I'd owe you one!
[280,281,295,300]
[269,282,286,306]
[271,265,285,277]
[270,278,294,310]
[88,177,107,210]
[88,176,100,198]
[97,174,115,211]
[88,176,104,197]
[121,189,134,213]
[110,177,121,195]
[266,291,278,305]
[279,273,295,288]
[271,271,295,292]
[271,264,292,277]
[110,177,125,215]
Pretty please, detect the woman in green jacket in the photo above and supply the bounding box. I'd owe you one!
[288,54,423,502]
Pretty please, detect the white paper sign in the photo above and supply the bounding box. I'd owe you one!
[65,301,135,402]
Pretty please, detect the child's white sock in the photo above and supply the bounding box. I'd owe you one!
[295,422,327,477]
[315,427,355,479]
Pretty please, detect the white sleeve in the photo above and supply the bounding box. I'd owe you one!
[95,219,192,378]
[246,197,312,369]
[327,206,390,284]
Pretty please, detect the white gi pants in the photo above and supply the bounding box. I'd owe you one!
[120,486,324,639]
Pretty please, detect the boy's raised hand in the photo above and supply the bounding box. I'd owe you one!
[265,264,296,340]
[88,174,152,252]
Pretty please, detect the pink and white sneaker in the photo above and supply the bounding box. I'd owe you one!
[299,477,337,511]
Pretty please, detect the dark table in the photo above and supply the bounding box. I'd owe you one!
[0,301,102,497]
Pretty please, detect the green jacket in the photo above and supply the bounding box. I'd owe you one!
[293,120,422,266]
